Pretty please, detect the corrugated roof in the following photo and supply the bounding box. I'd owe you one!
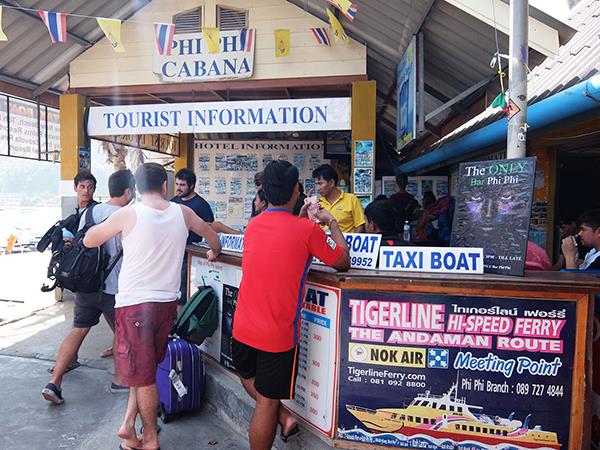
[0,0,150,96]
[427,0,600,151]
[288,0,576,144]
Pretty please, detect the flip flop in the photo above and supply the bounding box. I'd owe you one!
[42,382,64,405]
[139,425,162,435]
[281,424,300,442]
[100,347,113,358]
[46,361,81,375]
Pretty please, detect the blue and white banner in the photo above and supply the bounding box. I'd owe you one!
[152,30,256,82]
[396,35,416,151]
[379,246,484,274]
[87,98,351,136]
[219,233,244,253]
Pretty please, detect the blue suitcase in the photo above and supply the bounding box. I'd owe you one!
[156,338,204,423]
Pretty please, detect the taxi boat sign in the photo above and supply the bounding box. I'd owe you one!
[379,246,484,274]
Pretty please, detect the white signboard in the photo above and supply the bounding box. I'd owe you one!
[87,98,352,136]
[314,233,382,270]
[283,282,340,436]
[189,256,243,362]
[378,246,484,274]
[153,30,256,82]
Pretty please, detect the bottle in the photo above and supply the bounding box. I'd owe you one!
[403,220,411,242]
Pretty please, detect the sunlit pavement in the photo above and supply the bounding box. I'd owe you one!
[0,253,248,450]
[0,251,56,324]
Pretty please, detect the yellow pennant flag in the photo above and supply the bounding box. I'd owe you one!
[274,29,290,57]
[202,27,221,53]
[0,7,8,41]
[97,18,125,53]
[326,8,349,44]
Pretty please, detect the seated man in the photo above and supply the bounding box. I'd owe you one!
[364,200,412,246]
[562,209,600,270]
[553,217,591,270]
[312,164,365,233]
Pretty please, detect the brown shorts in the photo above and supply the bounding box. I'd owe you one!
[115,301,177,387]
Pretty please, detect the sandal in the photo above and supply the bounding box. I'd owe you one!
[281,424,300,442]
[47,361,81,375]
[100,347,114,358]
[42,382,64,405]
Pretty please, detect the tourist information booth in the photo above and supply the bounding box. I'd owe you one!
[188,242,599,450]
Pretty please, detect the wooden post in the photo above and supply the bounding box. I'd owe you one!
[351,81,376,198]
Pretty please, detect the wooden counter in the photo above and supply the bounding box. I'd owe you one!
[187,245,600,450]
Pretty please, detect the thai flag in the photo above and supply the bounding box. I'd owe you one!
[154,23,175,56]
[311,27,331,46]
[346,3,358,21]
[239,28,254,52]
[325,0,358,22]
[38,10,67,43]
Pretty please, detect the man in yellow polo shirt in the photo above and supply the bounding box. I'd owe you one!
[312,164,366,233]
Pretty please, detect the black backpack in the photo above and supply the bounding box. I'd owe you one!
[37,201,99,254]
[41,205,120,293]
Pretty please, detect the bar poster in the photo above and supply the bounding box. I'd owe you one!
[451,157,536,276]
[337,290,575,450]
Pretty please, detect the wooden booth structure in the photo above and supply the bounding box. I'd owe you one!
[189,245,599,450]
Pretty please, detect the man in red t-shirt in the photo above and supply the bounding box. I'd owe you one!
[232,160,350,449]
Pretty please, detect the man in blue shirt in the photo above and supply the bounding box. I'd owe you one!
[171,168,214,305]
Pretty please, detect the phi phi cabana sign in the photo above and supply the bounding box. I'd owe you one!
[153,30,256,82]
[86,98,352,136]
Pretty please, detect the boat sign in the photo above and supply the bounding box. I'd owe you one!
[378,246,483,274]
[314,233,381,270]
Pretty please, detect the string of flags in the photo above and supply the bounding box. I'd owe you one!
[0,2,360,55]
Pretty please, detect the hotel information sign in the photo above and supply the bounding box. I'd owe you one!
[337,290,575,449]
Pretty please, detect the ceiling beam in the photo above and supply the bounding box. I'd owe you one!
[0,0,91,47]
[71,75,367,97]
[424,83,451,103]
[0,70,62,96]
[425,74,495,122]
[33,67,69,97]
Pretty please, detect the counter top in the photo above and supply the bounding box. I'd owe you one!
[187,245,600,294]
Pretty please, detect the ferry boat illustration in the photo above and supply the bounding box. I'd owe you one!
[346,384,560,449]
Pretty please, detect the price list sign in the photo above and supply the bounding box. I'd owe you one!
[283,282,341,436]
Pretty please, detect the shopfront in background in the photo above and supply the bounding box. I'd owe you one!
[61,0,373,222]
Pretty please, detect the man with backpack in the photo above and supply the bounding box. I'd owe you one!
[82,163,222,450]
[232,160,350,450]
[42,169,136,406]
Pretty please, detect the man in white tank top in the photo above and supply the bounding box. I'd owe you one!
[84,163,221,450]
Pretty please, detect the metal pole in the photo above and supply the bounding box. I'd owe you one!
[507,0,529,159]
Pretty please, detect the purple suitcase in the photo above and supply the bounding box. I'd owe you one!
[156,338,204,423]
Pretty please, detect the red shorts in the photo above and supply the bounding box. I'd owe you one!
[115,301,177,387]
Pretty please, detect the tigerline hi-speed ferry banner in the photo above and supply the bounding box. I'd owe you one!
[337,290,575,450]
